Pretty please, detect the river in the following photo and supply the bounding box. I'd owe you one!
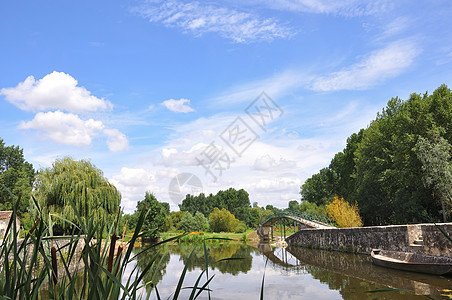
[132,242,452,299]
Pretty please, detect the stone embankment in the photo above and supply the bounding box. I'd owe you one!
[285,223,452,256]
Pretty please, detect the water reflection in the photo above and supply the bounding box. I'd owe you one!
[42,242,450,299]
[275,245,452,299]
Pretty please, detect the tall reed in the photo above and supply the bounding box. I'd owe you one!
[0,185,215,299]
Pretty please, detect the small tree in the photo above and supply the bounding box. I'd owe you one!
[416,135,452,222]
[209,208,239,232]
[193,211,208,231]
[136,192,169,240]
[179,212,197,233]
[164,211,186,232]
[0,139,35,217]
[325,195,363,228]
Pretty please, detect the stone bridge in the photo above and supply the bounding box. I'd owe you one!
[257,210,335,241]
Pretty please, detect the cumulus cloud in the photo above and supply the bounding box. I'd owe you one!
[18,111,104,147]
[161,98,195,113]
[17,110,129,151]
[136,0,294,43]
[161,143,210,166]
[110,167,156,212]
[252,174,302,193]
[252,155,296,171]
[310,39,420,91]
[104,129,129,152]
[0,71,112,113]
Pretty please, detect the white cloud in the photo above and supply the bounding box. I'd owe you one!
[212,70,310,105]
[110,167,156,212]
[18,111,104,147]
[252,154,296,171]
[161,98,195,113]
[1,71,112,113]
[256,0,391,16]
[161,143,210,166]
[136,0,294,43]
[104,129,129,152]
[379,17,410,39]
[18,110,129,151]
[310,39,420,91]
[251,174,302,193]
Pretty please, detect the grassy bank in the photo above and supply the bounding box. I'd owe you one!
[160,230,255,243]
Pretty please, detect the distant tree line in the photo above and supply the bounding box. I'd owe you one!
[300,84,452,225]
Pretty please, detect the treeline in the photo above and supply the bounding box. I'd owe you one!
[125,188,278,239]
[301,84,452,225]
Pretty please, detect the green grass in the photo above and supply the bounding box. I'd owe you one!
[160,230,254,243]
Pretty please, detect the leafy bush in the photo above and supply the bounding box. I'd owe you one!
[234,221,247,233]
[209,208,239,232]
[326,195,363,227]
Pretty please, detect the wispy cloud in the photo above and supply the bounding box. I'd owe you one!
[255,0,391,16]
[212,70,310,105]
[310,39,421,91]
[135,0,294,43]
[161,98,195,113]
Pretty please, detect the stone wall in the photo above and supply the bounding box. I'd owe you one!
[285,223,452,257]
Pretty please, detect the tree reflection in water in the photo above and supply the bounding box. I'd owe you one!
[132,242,452,299]
[134,241,255,293]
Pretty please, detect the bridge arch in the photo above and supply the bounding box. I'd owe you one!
[257,210,335,241]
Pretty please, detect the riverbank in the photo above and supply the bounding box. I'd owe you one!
[160,231,253,243]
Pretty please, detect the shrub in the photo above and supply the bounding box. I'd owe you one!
[209,208,239,232]
[235,221,247,233]
[326,195,363,227]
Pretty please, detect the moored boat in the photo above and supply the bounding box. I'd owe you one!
[371,249,452,275]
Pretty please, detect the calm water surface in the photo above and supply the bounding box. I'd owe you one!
[131,242,452,299]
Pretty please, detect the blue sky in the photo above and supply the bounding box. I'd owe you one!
[1,0,452,212]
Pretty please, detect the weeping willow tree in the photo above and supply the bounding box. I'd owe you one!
[32,157,121,234]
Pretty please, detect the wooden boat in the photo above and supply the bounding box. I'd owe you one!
[371,249,452,275]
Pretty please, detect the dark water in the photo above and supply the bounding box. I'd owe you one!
[132,242,452,300]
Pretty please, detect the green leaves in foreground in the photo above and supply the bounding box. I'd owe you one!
[0,185,216,300]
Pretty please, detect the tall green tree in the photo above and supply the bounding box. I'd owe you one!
[300,84,452,225]
[32,157,120,234]
[136,192,169,240]
[300,168,334,206]
[416,135,452,222]
[0,139,35,216]
[179,188,251,224]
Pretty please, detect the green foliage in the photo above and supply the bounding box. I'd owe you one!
[300,84,452,225]
[136,191,169,240]
[164,210,186,231]
[300,168,335,206]
[179,188,251,225]
[416,134,452,221]
[194,211,209,231]
[0,186,215,300]
[31,157,120,234]
[179,212,196,232]
[209,207,240,232]
[234,221,247,233]
[299,201,327,216]
[0,138,35,217]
